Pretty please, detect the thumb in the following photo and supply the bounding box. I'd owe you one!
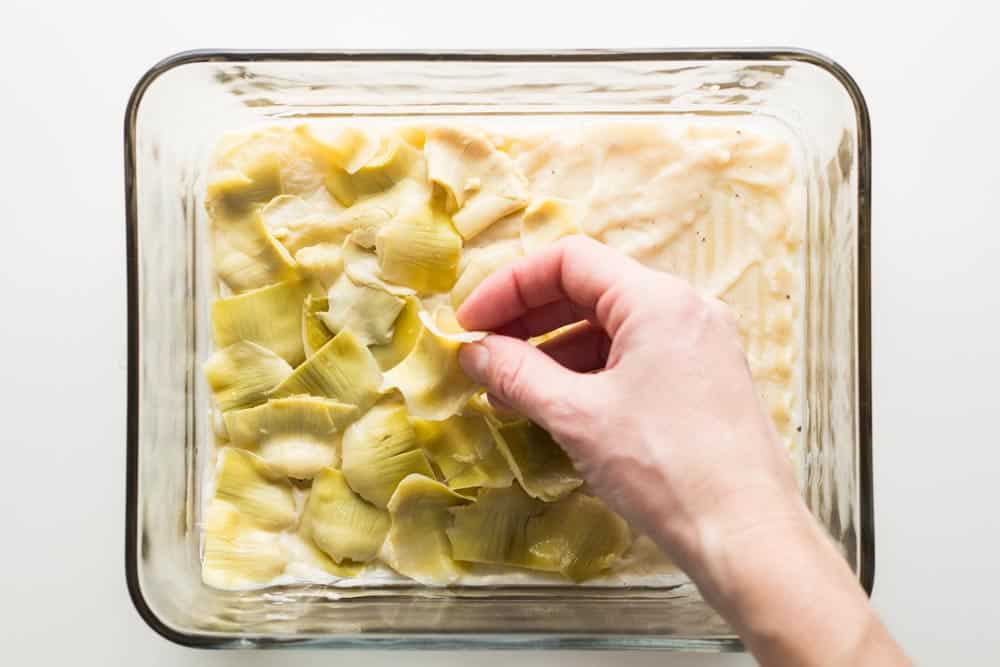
[459,334,584,428]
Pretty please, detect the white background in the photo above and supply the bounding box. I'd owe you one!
[2,0,997,664]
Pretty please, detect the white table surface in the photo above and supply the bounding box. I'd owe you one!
[3,0,998,663]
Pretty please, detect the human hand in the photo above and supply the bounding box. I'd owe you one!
[457,236,907,666]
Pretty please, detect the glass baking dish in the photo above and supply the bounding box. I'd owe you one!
[124,49,872,650]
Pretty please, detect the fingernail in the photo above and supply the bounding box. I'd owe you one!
[459,342,490,382]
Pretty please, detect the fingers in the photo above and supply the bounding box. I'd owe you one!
[537,321,611,373]
[456,236,646,336]
[459,335,587,427]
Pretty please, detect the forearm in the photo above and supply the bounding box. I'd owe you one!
[661,499,909,667]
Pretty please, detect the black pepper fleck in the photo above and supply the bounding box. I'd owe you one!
[796,426,802,432]
[785,294,791,300]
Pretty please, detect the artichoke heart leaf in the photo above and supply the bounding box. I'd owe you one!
[214,449,297,530]
[202,499,289,590]
[300,467,390,563]
[204,341,293,413]
[270,328,383,411]
[385,474,472,585]
[320,273,405,346]
[340,400,435,508]
[223,396,358,478]
[212,280,308,366]
[487,420,582,502]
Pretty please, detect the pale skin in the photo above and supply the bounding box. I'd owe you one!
[457,236,908,667]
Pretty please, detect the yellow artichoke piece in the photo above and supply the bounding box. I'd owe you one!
[446,485,546,567]
[211,280,308,366]
[210,211,299,293]
[340,401,435,508]
[382,309,481,420]
[270,328,383,411]
[375,204,463,293]
[300,467,390,563]
[386,474,472,584]
[302,294,334,356]
[520,197,582,254]
[451,242,521,308]
[351,135,428,197]
[294,125,380,175]
[488,420,582,502]
[205,157,282,222]
[202,499,289,590]
[524,493,631,581]
[223,397,358,478]
[284,530,364,579]
[424,126,528,240]
[369,297,422,371]
[413,413,513,490]
[204,341,293,413]
[320,273,405,346]
[214,448,297,530]
[293,242,343,289]
[342,239,417,297]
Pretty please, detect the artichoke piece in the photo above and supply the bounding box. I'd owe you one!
[369,297,422,371]
[424,127,528,240]
[299,467,390,563]
[270,329,383,411]
[204,341,293,413]
[285,530,365,579]
[342,239,417,297]
[446,485,546,567]
[520,197,582,254]
[413,414,513,490]
[524,493,631,581]
[382,308,481,420]
[294,125,380,175]
[223,397,358,478]
[374,204,462,293]
[488,420,582,502]
[293,242,344,289]
[214,448,297,530]
[451,242,521,309]
[302,294,334,357]
[351,135,428,198]
[202,499,289,590]
[386,474,472,584]
[205,156,282,221]
[212,280,308,366]
[340,401,435,508]
[320,273,405,346]
[211,211,299,293]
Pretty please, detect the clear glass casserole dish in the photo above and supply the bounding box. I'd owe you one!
[124,49,872,650]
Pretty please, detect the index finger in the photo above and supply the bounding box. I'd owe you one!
[456,235,646,334]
